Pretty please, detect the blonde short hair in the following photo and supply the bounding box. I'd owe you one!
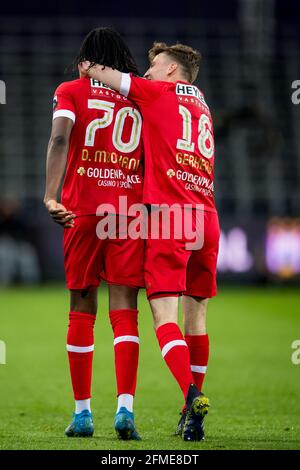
[148,42,201,83]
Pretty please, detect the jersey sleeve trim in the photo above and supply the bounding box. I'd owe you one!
[53,109,76,123]
[120,73,131,97]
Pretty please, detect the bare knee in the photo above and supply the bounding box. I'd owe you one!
[108,285,138,311]
[70,288,98,315]
[150,296,179,330]
[183,296,208,335]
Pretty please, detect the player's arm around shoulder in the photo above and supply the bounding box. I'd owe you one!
[81,61,165,107]
[80,62,123,93]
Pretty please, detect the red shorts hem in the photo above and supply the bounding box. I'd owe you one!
[148,291,181,300]
[66,281,101,291]
[183,289,217,299]
[105,278,144,289]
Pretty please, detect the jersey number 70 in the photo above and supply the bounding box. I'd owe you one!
[84,99,142,153]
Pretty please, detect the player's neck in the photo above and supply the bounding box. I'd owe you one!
[167,73,189,84]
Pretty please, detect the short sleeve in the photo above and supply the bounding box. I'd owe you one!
[120,74,169,107]
[52,82,76,123]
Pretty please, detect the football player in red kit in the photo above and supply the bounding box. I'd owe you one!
[44,28,144,440]
[82,40,220,441]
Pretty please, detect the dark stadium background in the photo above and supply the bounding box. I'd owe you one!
[0,0,300,453]
[1,0,299,286]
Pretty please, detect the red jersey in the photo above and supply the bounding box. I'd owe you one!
[53,77,143,215]
[120,75,216,212]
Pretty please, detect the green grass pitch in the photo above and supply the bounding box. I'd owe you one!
[0,285,300,450]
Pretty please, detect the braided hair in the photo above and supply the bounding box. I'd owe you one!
[72,27,139,75]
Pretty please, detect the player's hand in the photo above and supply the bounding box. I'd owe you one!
[45,199,76,228]
[80,61,105,78]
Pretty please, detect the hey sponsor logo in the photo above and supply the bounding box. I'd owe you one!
[90,78,113,89]
[176,83,208,108]
[90,79,128,101]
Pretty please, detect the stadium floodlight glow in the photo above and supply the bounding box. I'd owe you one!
[266,218,300,277]
[217,228,253,273]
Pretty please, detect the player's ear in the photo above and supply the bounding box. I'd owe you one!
[167,62,178,76]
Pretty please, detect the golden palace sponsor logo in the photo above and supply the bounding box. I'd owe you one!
[167,169,176,178]
[81,149,140,171]
[77,167,86,176]
[176,152,213,175]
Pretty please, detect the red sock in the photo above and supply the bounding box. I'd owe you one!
[156,323,194,399]
[66,311,96,400]
[109,309,139,396]
[185,334,209,392]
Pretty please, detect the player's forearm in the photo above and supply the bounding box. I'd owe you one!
[88,65,123,93]
[44,136,68,204]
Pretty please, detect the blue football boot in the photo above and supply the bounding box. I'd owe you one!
[65,409,94,437]
[114,407,141,440]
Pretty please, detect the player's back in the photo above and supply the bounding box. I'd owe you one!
[126,77,215,212]
[53,77,143,216]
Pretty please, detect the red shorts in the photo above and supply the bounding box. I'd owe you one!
[144,209,220,299]
[64,215,144,290]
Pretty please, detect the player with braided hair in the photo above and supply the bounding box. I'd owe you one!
[44,27,143,440]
